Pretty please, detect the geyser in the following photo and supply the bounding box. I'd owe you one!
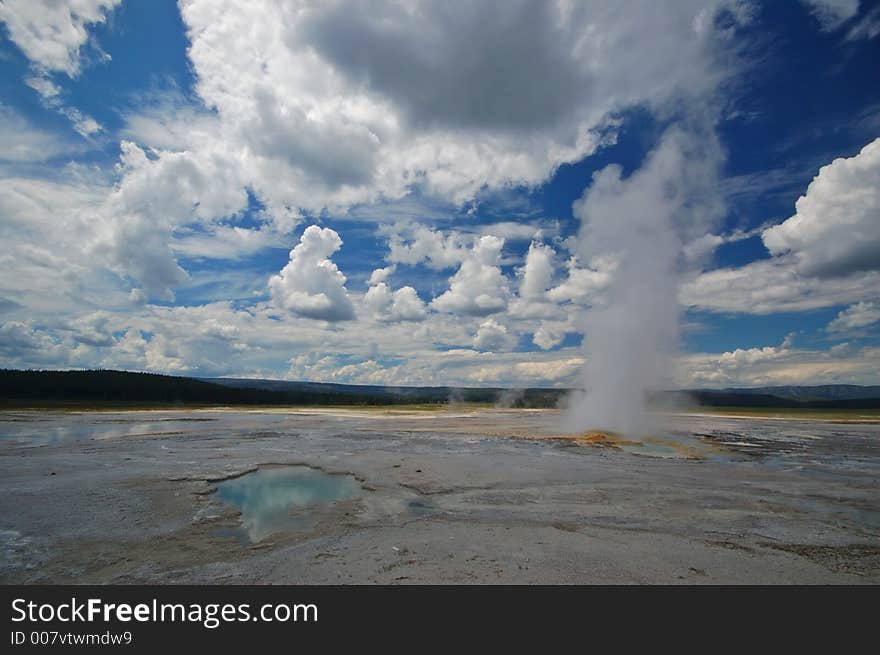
[566,125,723,437]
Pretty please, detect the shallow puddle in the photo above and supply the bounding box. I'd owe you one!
[406,498,436,515]
[213,466,362,542]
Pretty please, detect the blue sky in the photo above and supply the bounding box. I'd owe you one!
[0,0,879,388]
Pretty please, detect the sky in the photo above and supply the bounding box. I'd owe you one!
[0,0,878,389]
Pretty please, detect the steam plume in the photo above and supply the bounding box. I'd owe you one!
[566,124,723,436]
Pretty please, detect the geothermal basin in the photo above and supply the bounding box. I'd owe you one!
[1,407,878,583]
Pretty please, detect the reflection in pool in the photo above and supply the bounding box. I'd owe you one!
[213,466,362,542]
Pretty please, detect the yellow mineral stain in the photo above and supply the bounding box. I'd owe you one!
[574,431,640,447]
[574,430,706,459]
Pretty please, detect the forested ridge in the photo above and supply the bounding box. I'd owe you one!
[2,369,879,409]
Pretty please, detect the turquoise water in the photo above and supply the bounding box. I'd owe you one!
[214,466,362,542]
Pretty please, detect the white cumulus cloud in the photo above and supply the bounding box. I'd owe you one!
[431,235,510,316]
[268,225,355,321]
[685,138,880,315]
[473,319,514,352]
[0,0,120,76]
[152,0,741,219]
[364,281,427,322]
[762,137,880,278]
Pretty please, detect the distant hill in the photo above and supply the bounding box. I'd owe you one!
[680,390,880,410]
[0,369,560,407]
[1,369,878,410]
[716,385,880,401]
[0,369,365,406]
[202,376,562,406]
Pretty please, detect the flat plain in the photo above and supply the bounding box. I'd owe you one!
[1,407,878,584]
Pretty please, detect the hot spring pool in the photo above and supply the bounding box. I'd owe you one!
[213,466,362,542]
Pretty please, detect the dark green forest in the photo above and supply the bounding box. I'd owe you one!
[0,369,561,407]
[1,369,879,409]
